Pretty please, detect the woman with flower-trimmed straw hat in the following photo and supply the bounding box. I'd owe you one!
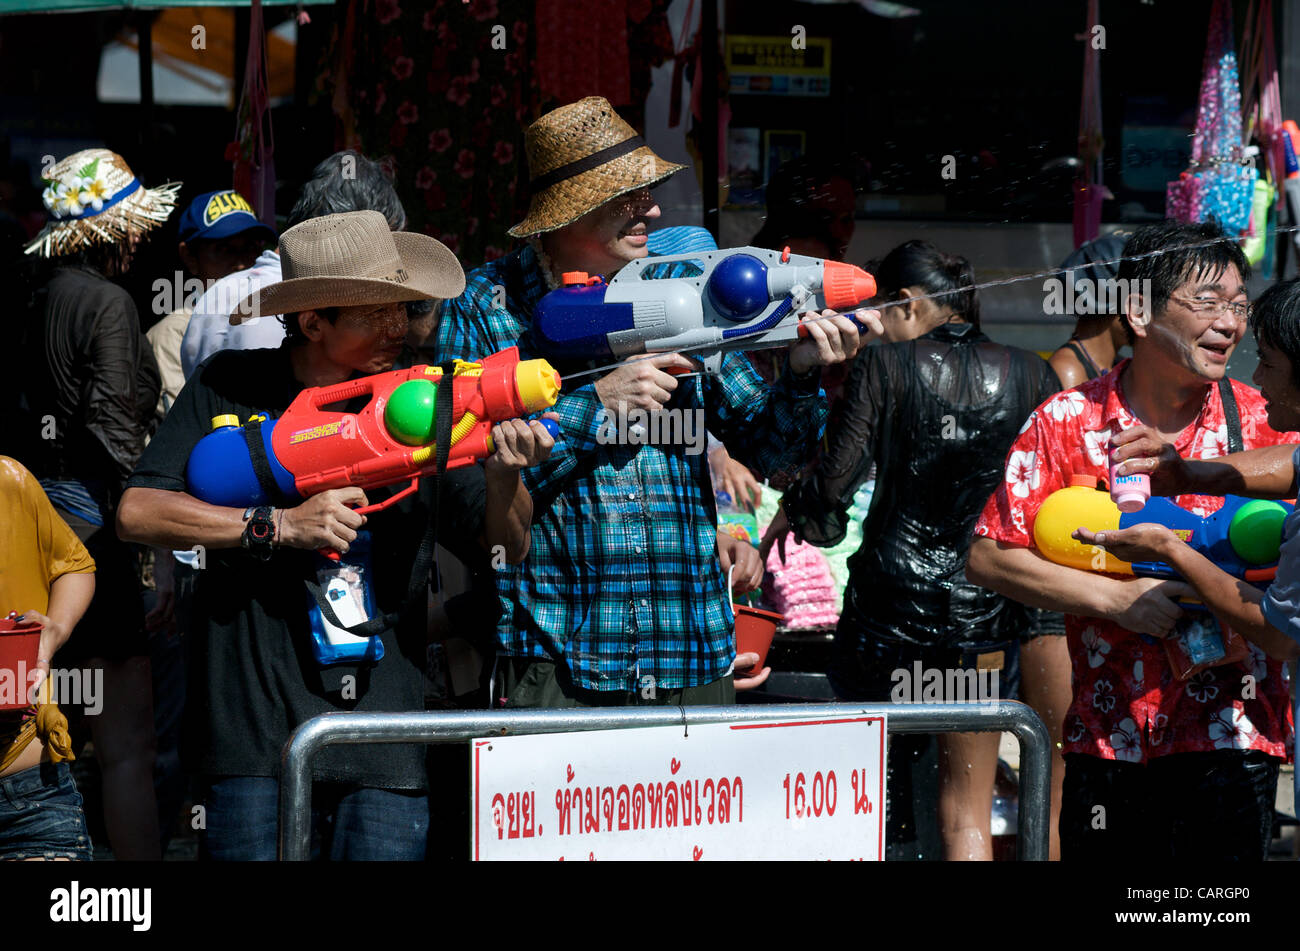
[14,148,180,860]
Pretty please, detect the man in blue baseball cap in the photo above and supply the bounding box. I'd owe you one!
[148,189,277,420]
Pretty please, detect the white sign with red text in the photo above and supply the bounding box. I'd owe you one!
[471,715,885,860]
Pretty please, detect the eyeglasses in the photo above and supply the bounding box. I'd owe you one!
[1168,295,1252,320]
[405,299,437,318]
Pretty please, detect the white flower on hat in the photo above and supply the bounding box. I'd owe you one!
[41,181,64,219]
[53,181,84,218]
[79,173,112,212]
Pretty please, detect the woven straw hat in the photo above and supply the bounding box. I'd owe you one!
[509,97,685,237]
[25,148,180,258]
[230,210,465,325]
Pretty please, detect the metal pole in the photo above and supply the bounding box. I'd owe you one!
[279,701,1050,861]
[137,11,154,151]
[700,0,719,242]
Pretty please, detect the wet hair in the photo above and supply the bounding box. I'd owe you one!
[287,150,407,231]
[752,156,853,256]
[280,307,340,344]
[1251,279,1300,390]
[867,239,980,328]
[1116,220,1250,342]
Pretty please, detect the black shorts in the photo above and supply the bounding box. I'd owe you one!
[1060,750,1279,861]
[828,636,1021,704]
[1021,606,1066,642]
[53,507,148,665]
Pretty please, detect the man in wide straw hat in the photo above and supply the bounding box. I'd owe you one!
[437,97,881,708]
[118,210,556,860]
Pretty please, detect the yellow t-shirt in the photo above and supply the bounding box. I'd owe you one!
[0,456,95,769]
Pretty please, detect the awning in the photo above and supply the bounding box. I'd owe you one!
[0,0,311,13]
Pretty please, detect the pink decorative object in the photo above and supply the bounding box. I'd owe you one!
[763,539,840,630]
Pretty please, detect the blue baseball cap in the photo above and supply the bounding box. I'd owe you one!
[177,189,277,244]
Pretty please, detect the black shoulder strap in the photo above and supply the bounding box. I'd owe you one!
[302,363,457,641]
[1065,340,1103,381]
[243,416,292,506]
[1218,377,1244,454]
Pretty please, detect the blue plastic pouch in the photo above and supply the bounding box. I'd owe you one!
[305,529,385,667]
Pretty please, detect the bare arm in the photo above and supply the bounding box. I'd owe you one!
[966,535,1192,637]
[1156,543,1298,660]
[479,417,557,564]
[1112,428,1298,499]
[117,487,248,550]
[481,468,531,565]
[118,485,369,554]
[25,571,96,673]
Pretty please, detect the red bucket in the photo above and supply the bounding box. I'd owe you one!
[732,603,783,674]
[0,614,42,711]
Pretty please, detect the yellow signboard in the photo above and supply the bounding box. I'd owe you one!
[726,34,831,96]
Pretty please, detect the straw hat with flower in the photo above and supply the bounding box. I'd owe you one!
[25,148,181,258]
[509,97,685,237]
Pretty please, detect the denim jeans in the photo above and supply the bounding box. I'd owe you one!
[0,761,92,860]
[199,776,429,861]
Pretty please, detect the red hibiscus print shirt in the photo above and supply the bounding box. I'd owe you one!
[973,361,1296,763]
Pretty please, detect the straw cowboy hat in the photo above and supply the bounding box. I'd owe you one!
[509,96,685,237]
[231,210,466,325]
[25,148,181,258]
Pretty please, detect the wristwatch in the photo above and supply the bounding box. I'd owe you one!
[241,505,276,561]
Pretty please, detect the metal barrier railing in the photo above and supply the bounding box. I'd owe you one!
[278,701,1051,861]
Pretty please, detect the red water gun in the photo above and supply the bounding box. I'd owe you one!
[185,346,562,518]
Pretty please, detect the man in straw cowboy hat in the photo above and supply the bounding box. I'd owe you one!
[118,210,556,860]
[436,97,882,708]
[11,147,177,859]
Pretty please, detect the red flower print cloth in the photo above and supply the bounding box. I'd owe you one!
[974,361,1297,763]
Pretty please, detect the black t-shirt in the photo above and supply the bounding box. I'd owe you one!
[127,344,487,789]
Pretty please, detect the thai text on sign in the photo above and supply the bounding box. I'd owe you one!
[471,715,885,860]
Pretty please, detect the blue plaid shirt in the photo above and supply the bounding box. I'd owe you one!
[435,243,829,691]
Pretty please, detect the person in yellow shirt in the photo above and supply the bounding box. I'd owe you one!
[0,456,95,860]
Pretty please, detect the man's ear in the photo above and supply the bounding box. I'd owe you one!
[297,310,328,342]
[1124,292,1152,339]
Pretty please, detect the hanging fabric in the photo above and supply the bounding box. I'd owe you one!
[227,0,276,228]
[1165,0,1257,236]
[1238,0,1282,267]
[1072,0,1108,248]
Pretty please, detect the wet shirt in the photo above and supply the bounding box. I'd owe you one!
[974,361,1297,763]
[16,266,160,508]
[782,321,1060,649]
[436,243,829,692]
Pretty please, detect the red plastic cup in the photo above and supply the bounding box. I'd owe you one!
[733,604,784,676]
[0,613,42,711]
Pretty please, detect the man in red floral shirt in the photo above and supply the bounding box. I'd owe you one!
[968,221,1296,861]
